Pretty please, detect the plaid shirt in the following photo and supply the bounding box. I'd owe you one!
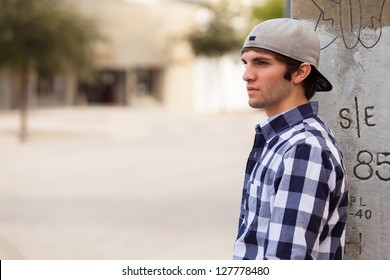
[233,102,348,260]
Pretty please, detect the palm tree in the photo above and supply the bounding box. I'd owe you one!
[0,0,104,142]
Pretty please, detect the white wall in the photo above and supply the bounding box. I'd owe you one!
[192,54,248,113]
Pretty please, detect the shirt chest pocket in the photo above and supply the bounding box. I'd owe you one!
[245,180,273,219]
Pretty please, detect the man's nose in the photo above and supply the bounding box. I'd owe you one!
[242,66,255,82]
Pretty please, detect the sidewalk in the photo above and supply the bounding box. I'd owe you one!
[0,106,266,259]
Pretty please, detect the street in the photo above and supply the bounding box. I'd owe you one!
[0,106,266,259]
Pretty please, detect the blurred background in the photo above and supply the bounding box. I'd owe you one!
[0,0,287,259]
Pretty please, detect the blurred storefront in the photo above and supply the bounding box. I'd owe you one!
[0,0,249,112]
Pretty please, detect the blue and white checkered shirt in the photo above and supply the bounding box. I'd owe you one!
[233,102,348,260]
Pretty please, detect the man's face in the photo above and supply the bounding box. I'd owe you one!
[241,49,293,117]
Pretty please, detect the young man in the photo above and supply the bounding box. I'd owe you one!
[233,18,349,260]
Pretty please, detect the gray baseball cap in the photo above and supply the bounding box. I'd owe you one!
[242,18,332,92]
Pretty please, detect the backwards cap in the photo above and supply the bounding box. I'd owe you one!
[242,18,332,91]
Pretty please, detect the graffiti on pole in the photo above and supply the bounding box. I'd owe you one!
[311,0,386,49]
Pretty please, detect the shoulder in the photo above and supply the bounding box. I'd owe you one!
[279,117,344,167]
[280,116,337,150]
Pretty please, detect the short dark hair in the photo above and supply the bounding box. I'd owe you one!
[272,51,317,100]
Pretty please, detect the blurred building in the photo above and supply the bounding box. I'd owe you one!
[0,0,252,112]
[74,0,202,110]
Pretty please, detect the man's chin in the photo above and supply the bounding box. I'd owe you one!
[248,100,264,109]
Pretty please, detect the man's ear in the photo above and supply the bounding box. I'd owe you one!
[292,63,312,85]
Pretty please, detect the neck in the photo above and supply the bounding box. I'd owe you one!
[265,89,309,118]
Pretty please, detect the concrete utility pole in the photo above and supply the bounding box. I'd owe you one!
[292,0,390,259]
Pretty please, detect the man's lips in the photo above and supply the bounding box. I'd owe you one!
[247,86,259,94]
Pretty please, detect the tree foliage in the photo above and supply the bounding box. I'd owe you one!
[251,0,285,22]
[187,0,242,57]
[0,0,104,78]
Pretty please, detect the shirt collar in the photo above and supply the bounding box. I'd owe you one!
[255,102,319,141]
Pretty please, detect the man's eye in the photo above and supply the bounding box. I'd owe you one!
[257,61,268,65]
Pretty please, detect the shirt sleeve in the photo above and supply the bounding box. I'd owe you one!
[264,143,334,260]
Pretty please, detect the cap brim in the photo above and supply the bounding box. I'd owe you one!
[312,67,332,92]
